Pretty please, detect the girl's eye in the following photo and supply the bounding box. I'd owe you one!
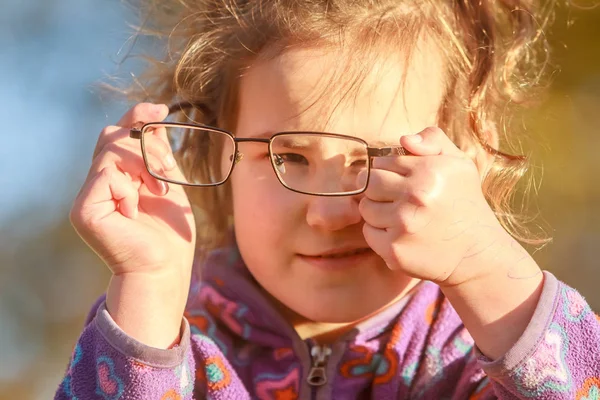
[275,153,308,165]
[350,159,367,168]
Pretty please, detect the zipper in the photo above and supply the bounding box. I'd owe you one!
[306,344,332,387]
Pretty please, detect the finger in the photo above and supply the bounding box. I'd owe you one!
[142,133,177,172]
[139,125,188,182]
[362,223,396,269]
[372,154,437,185]
[370,156,413,178]
[359,198,399,229]
[356,169,368,192]
[93,126,127,160]
[400,127,463,157]
[77,165,139,221]
[108,168,140,219]
[141,145,184,185]
[363,168,407,202]
[147,122,171,144]
[90,143,169,196]
[93,104,169,161]
[370,155,412,176]
[94,127,176,175]
[135,152,172,197]
[361,197,431,234]
[117,103,169,129]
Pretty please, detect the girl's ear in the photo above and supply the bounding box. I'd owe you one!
[475,121,500,180]
[482,120,500,149]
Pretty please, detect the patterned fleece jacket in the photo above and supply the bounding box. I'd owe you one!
[55,244,600,399]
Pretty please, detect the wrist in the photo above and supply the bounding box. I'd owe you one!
[440,243,544,359]
[440,226,537,288]
[106,270,190,349]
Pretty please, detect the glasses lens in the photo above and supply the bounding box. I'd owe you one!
[141,124,235,185]
[270,133,368,195]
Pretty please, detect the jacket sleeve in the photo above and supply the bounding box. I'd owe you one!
[472,271,600,399]
[54,298,250,400]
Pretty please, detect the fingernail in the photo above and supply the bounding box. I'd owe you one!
[164,154,176,169]
[406,134,422,143]
[160,180,169,195]
[152,104,167,115]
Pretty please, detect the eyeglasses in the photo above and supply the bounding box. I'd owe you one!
[129,111,406,197]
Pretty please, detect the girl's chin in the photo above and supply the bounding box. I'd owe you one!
[292,302,382,324]
[289,305,383,342]
[287,286,416,326]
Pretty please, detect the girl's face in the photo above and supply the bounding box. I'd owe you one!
[231,44,446,323]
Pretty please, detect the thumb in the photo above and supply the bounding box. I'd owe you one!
[400,127,462,157]
[356,168,369,192]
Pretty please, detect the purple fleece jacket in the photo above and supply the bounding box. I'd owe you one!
[55,243,600,399]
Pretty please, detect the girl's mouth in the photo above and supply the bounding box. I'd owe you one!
[312,248,371,258]
[298,248,374,271]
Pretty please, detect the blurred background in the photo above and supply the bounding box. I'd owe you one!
[0,1,599,398]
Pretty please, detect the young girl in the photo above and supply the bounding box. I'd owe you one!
[56,0,600,399]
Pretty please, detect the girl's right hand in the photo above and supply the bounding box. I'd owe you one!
[70,103,196,348]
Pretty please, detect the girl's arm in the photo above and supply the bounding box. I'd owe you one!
[55,296,250,400]
[437,205,600,399]
[455,271,600,399]
[361,127,599,398]
[440,236,545,361]
[57,103,246,398]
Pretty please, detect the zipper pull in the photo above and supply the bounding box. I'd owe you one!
[307,345,332,386]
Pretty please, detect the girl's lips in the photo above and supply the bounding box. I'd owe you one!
[298,248,375,270]
[308,248,371,258]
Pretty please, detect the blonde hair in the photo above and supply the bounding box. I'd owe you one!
[123,0,556,253]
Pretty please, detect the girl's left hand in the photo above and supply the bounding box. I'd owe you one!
[359,127,510,287]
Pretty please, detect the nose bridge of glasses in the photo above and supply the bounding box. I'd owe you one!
[234,137,271,145]
[230,151,244,165]
[231,137,271,165]
[230,137,271,161]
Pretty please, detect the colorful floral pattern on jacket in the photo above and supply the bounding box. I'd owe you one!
[56,245,600,399]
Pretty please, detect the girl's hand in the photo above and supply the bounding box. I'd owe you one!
[359,127,509,287]
[70,103,196,347]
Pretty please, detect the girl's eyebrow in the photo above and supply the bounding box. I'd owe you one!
[244,131,275,139]
[244,131,397,148]
[275,136,314,149]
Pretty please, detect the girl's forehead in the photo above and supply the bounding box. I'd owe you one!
[236,45,446,143]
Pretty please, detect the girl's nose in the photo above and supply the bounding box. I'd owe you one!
[306,194,362,232]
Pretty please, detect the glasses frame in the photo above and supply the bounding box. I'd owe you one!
[129,104,407,196]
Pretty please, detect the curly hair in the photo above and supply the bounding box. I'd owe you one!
[121,0,556,253]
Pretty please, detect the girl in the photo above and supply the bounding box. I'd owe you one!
[57,0,600,399]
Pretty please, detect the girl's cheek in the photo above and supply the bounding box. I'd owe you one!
[232,156,306,222]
